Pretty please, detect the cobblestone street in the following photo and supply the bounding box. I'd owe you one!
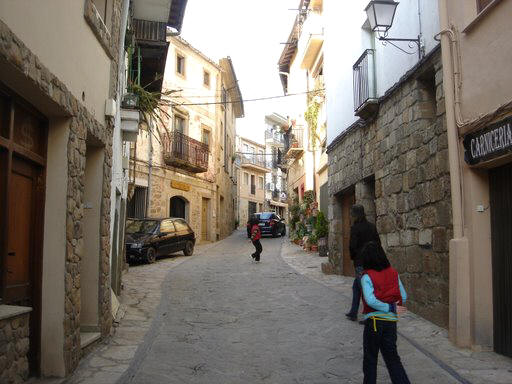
[46,230,512,384]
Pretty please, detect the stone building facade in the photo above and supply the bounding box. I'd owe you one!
[0,0,135,380]
[325,48,452,327]
[129,38,242,243]
[237,137,270,227]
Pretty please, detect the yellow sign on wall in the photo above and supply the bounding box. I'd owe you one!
[171,180,191,191]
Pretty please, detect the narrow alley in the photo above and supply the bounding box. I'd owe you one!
[60,232,510,384]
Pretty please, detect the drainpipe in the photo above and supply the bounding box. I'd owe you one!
[146,115,153,217]
[438,0,470,348]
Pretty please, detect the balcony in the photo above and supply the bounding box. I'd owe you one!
[240,155,270,173]
[283,128,305,160]
[162,130,209,173]
[353,49,379,120]
[265,130,285,146]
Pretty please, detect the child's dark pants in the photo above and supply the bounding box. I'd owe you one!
[251,239,262,261]
[363,319,410,384]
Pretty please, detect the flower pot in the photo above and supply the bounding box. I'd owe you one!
[311,245,318,252]
[294,239,300,245]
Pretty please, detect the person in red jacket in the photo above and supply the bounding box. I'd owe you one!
[360,241,410,384]
[249,215,262,262]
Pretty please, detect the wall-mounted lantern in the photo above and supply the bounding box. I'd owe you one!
[364,0,424,59]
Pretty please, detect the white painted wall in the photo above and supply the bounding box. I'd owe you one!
[325,0,440,145]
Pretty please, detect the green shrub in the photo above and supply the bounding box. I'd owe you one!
[315,211,329,239]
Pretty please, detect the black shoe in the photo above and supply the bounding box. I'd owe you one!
[345,313,357,321]
[359,320,366,325]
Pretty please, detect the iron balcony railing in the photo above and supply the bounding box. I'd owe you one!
[283,128,304,154]
[162,130,209,173]
[241,154,267,169]
[265,129,285,144]
[353,49,376,112]
[133,19,167,43]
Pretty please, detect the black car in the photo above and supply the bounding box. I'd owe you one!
[247,212,286,238]
[125,218,195,264]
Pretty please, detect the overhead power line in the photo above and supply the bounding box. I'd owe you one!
[169,89,325,107]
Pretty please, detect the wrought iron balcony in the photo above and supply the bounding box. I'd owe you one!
[265,129,285,146]
[162,130,209,173]
[283,128,305,160]
[240,155,269,172]
[353,49,379,119]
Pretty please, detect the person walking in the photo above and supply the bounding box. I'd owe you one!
[249,215,262,262]
[346,204,381,322]
[360,241,410,384]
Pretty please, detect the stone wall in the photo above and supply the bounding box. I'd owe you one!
[0,311,30,384]
[326,48,451,327]
[0,0,121,373]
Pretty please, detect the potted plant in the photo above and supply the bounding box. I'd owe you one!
[309,233,318,252]
[315,211,329,257]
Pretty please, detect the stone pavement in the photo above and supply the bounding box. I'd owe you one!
[34,230,512,384]
[281,240,512,384]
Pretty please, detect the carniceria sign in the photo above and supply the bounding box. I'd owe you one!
[463,116,512,165]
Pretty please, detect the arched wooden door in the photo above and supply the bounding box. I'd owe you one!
[170,196,186,219]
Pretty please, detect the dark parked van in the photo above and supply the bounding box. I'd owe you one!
[246,212,286,238]
[125,218,195,264]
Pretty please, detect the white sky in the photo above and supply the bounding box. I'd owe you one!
[181,0,300,145]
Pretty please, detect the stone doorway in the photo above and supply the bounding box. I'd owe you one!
[341,190,355,277]
[0,91,48,375]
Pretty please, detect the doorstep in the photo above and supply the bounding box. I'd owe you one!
[80,331,100,349]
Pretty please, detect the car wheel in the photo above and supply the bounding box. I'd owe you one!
[145,247,156,264]
[247,231,251,238]
[272,228,278,238]
[183,241,194,256]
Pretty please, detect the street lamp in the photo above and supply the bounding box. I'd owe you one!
[364,0,398,33]
[364,0,424,59]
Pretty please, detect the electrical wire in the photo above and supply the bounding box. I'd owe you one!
[168,89,325,107]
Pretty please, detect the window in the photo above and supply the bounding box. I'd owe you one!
[202,127,210,148]
[176,54,185,76]
[91,0,111,28]
[203,70,210,88]
[244,172,249,185]
[174,115,186,133]
[477,0,494,12]
[160,219,176,234]
[259,176,264,189]
[173,219,190,232]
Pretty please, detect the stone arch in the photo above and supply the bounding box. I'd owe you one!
[169,195,189,221]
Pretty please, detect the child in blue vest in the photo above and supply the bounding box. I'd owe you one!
[360,241,410,384]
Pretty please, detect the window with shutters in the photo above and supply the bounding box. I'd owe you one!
[176,53,185,76]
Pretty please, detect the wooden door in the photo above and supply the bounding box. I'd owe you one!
[6,158,35,304]
[490,163,512,357]
[342,191,355,277]
[201,198,208,241]
[6,156,44,373]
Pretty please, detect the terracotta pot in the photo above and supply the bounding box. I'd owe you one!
[311,245,318,252]
[294,239,300,245]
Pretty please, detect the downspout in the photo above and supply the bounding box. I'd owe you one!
[146,115,153,217]
[438,0,471,348]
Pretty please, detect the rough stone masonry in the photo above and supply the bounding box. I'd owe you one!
[326,47,452,328]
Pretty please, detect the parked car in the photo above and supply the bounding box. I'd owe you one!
[246,212,286,238]
[125,217,195,264]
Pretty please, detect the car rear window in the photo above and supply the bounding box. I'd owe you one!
[260,213,272,220]
[174,219,191,232]
[126,220,159,234]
